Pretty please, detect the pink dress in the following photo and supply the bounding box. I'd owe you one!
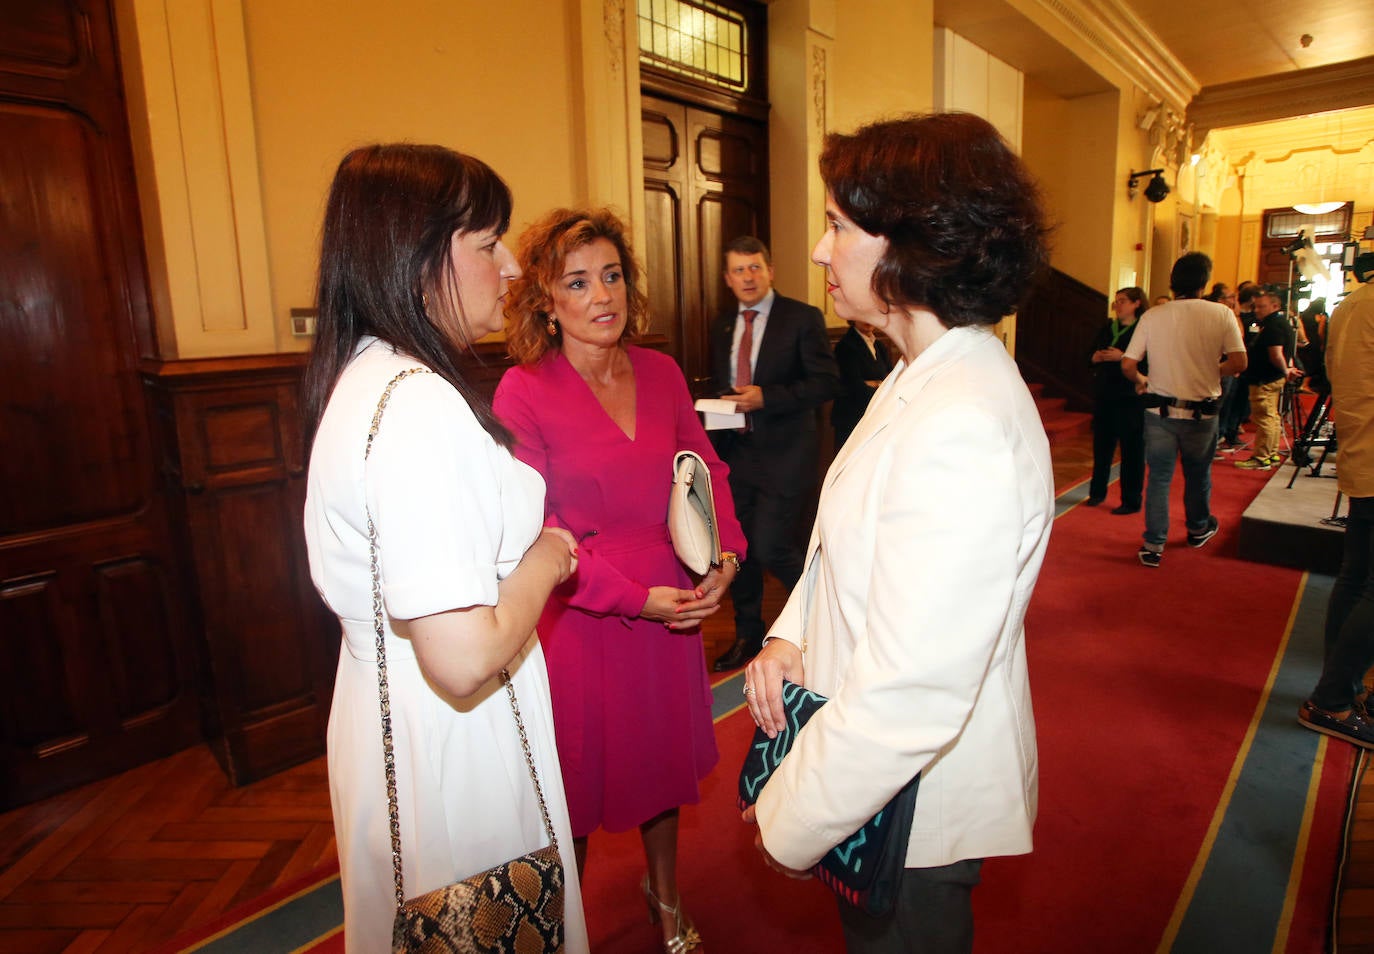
[493,346,747,835]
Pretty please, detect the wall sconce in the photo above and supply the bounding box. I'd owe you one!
[1128,169,1171,203]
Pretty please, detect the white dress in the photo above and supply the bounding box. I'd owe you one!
[304,338,589,953]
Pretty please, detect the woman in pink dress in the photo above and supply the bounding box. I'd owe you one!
[493,208,745,954]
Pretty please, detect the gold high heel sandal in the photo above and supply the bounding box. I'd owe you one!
[641,874,703,954]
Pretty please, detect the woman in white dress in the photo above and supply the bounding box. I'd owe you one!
[303,144,589,952]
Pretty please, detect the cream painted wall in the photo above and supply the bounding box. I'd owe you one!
[241,0,585,351]
[1021,81,1119,292]
[831,0,932,133]
[1109,88,1162,299]
[932,29,1022,152]
[767,0,933,322]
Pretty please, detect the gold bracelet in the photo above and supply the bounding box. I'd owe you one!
[718,550,741,571]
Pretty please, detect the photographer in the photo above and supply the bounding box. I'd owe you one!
[1235,286,1304,470]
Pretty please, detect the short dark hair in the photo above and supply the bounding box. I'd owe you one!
[304,143,513,447]
[1355,252,1374,283]
[1169,252,1212,297]
[819,112,1050,327]
[1237,284,1261,306]
[724,235,771,266]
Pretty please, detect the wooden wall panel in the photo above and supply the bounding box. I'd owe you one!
[142,356,339,786]
[1015,268,1107,410]
[0,0,202,809]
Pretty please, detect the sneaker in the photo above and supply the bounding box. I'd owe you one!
[1298,700,1374,749]
[1137,547,1161,568]
[1235,456,1272,470]
[1187,516,1219,548]
[1264,454,1283,466]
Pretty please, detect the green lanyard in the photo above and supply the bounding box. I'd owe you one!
[1108,319,1130,349]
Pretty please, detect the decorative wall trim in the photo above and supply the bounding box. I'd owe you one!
[1024,0,1197,114]
[1188,56,1374,142]
[811,45,826,140]
[114,0,276,359]
[604,0,624,78]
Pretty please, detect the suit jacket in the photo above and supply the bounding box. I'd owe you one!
[753,326,1054,871]
[708,293,840,490]
[831,324,893,446]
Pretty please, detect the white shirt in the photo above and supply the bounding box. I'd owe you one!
[728,289,776,387]
[1123,297,1244,401]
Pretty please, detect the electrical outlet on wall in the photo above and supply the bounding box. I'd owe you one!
[290,307,317,337]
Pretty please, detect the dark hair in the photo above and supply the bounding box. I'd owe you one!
[724,235,772,266]
[1238,284,1261,306]
[1204,282,1232,302]
[1355,252,1374,283]
[1115,286,1147,318]
[819,112,1049,327]
[1169,252,1212,297]
[1300,299,1327,320]
[504,207,651,365]
[303,143,513,447]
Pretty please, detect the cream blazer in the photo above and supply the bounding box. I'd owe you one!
[755,325,1054,871]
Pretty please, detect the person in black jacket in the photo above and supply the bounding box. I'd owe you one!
[831,320,893,450]
[1085,286,1147,513]
[708,236,840,671]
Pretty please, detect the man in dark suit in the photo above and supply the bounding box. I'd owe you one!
[831,320,893,450]
[709,236,840,671]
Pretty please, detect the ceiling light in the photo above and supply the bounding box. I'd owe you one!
[1293,202,1345,215]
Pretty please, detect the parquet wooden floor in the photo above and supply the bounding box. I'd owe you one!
[12,425,1366,952]
[0,749,335,953]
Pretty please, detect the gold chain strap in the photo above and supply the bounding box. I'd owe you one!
[364,367,558,911]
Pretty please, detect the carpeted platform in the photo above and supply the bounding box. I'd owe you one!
[1238,458,1345,575]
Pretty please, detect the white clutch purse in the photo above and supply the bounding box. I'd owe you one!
[668,450,721,575]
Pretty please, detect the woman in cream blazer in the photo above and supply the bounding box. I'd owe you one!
[742,113,1055,953]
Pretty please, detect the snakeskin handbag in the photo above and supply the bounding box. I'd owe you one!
[365,369,565,953]
[738,680,920,917]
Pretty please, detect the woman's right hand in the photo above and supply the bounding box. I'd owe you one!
[530,527,578,585]
[640,585,715,630]
[743,639,804,739]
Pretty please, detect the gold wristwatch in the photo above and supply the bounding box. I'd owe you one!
[718,550,741,571]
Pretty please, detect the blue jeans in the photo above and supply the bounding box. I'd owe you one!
[1312,496,1374,711]
[1142,409,1219,550]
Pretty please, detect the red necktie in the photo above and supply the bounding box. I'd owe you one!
[735,310,756,432]
[736,310,757,389]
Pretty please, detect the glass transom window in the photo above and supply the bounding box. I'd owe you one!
[638,0,747,92]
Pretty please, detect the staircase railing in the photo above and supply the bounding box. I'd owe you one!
[1015,268,1108,413]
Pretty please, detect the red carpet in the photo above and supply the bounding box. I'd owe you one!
[160,453,1354,953]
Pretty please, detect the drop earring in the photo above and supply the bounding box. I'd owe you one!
[546,316,558,335]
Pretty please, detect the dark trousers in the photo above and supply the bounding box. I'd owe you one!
[727,474,804,646]
[1313,496,1374,711]
[838,859,983,954]
[1089,397,1144,507]
[1218,375,1248,442]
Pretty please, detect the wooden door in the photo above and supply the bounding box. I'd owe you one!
[641,94,768,393]
[0,0,201,808]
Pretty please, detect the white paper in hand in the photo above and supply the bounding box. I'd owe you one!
[694,398,745,430]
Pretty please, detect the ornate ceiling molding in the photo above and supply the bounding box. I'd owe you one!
[1022,0,1197,114]
[1188,56,1374,142]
